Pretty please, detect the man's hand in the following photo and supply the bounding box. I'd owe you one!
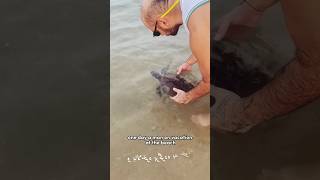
[176,62,192,75]
[214,2,264,41]
[170,88,192,104]
[211,86,259,133]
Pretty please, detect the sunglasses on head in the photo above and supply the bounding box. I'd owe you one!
[152,0,180,37]
[153,21,161,37]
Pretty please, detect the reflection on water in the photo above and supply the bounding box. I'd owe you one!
[110,0,210,180]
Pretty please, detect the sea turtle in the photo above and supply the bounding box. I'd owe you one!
[212,41,271,97]
[151,66,216,106]
[150,66,195,97]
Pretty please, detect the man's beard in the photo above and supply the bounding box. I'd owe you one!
[170,24,182,36]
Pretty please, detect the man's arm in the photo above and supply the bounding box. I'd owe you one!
[240,0,320,124]
[187,3,210,101]
[186,54,197,65]
[214,0,279,41]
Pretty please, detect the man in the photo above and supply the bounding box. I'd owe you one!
[213,0,320,133]
[140,0,210,104]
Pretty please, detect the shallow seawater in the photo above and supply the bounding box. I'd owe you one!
[110,1,210,180]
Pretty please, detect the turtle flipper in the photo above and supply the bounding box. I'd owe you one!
[156,86,162,97]
[160,65,170,75]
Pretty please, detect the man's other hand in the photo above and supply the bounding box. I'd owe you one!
[177,62,192,75]
[170,88,192,104]
[214,2,263,41]
[211,86,258,134]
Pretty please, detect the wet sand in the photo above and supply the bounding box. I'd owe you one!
[213,1,320,180]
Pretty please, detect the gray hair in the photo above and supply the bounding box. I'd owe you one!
[141,0,169,25]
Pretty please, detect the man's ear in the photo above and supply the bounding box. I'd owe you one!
[158,18,170,29]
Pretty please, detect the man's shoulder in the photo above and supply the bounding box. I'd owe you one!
[187,3,210,34]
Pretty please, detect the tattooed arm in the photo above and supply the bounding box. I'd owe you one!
[240,0,320,128]
[213,0,320,133]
